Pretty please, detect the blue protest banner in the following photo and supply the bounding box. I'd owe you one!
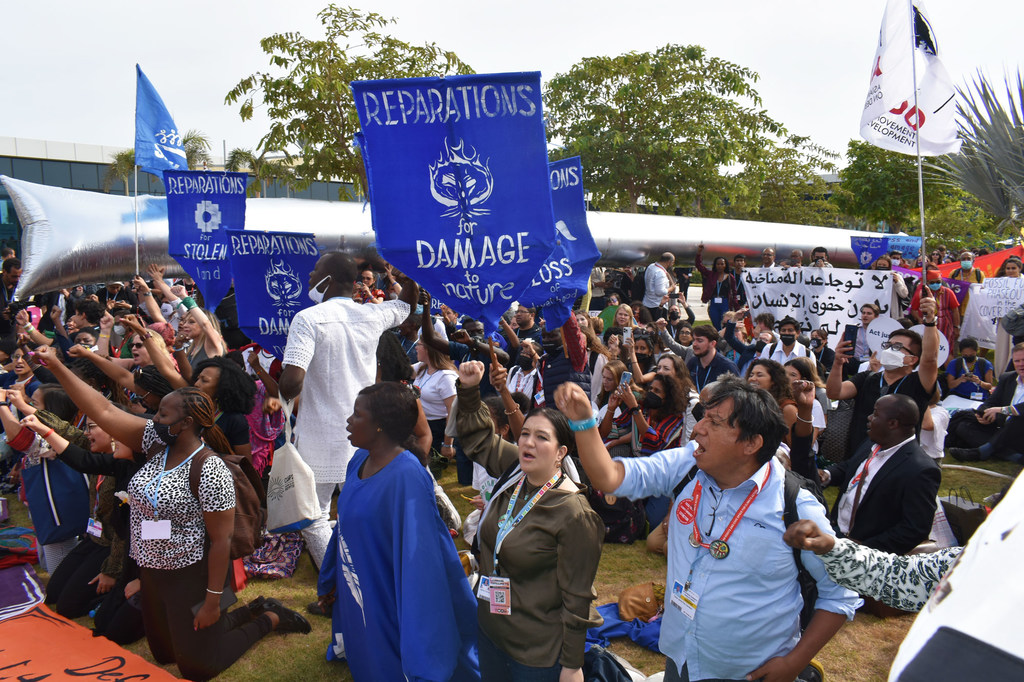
[226,230,321,358]
[518,157,600,328]
[135,65,188,177]
[163,171,248,310]
[886,235,922,260]
[351,72,557,330]
[850,236,890,268]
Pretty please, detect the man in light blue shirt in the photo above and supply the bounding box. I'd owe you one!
[555,375,860,682]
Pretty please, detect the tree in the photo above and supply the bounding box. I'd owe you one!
[735,135,840,226]
[226,4,472,197]
[831,140,945,230]
[182,129,212,170]
[543,44,785,216]
[103,149,135,195]
[225,147,293,197]
[935,70,1024,233]
[922,188,1003,252]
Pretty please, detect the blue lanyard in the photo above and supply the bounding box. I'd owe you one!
[493,472,561,573]
[879,374,909,395]
[695,362,714,393]
[142,444,205,517]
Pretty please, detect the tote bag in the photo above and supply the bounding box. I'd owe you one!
[21,458,90,545]
[265,399,320,533]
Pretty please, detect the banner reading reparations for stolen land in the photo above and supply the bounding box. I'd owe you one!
[742,267,893,335]
[226,229,320,359]
[518,156,600,328]
[164,170,248,310]
[352,72,557,330]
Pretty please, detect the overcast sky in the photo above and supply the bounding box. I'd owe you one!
[2,0,1020,166]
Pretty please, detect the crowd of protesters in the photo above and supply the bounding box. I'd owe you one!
[1,239,1021,681]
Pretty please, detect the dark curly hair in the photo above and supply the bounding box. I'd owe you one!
[357,382,425,464]
[193,356,256,414]
[746,358,794,406]
[649,373,688,417]
[377,331,414,383]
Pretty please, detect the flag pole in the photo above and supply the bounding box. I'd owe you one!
[134,164,140,274]
[909,0,927,276]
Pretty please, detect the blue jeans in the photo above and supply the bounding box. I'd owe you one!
[478,630,561,682]
[707,301,729,330]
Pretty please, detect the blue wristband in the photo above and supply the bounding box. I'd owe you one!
[569,416,598,432]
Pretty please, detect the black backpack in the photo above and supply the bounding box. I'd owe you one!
[630,267,648,303]
[672,465,824,630]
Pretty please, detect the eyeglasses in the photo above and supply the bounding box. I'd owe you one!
[131,342,145,349]
[880,341,910,353]
[131,391,151,404]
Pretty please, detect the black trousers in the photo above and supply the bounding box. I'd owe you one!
[140,560,272,681]
[93,578,145,645]
[947,412,1024,458]
[44,537,109,618]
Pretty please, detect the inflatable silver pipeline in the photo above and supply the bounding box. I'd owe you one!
[1,175,878,299]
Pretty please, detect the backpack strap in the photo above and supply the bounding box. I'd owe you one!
[768,341,779,359]
[783,470,807,574]
[672,464,699,499]
[188,449,214,501]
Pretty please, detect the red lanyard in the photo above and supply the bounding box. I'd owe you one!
[690,463,771,558]
[849,446,881,488]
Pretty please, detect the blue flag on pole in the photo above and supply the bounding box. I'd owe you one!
[351,72,557,330]
[135,65,188,177]
[518,157,600,328]
[164,171,248,310]
[226,230,321,359]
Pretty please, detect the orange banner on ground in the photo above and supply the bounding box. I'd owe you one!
[935,245,1023,278]
[0,604,177,680]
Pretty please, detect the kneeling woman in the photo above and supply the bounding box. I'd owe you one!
[456,360,603,682]
[316,382,478,681]
[35,345,308,682]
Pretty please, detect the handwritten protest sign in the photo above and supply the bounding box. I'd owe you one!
[961,277,1024,348]
[226,229,320,359]
[743,267,892,335]
[352,72,557,330]
[164,170,247,310]
[518,157,600,328]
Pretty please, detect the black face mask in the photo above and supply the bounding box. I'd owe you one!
[961,354,977,364]
[152,419,183,446]
[515,354,533,371]
[810,338,823,350]
[754,339,768,352]
[669,312,680,322]
[779,334,796,346]
[643,393,664,410]
[635,353,651,366]
[542,341,561,355]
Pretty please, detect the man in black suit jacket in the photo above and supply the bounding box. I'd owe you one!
[949,343,1024,463]
[819,394,940,555]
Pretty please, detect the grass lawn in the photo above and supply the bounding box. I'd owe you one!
[5,454,1018,681]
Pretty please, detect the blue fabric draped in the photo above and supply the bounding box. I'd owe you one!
[585,603,663,654]
[351,72,557,330]
[134,65,187,177]
[163,170,248,310]
[225,229,320,358]
[518,157,601,328]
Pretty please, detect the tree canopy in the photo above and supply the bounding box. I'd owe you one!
[735,135,839,226]
[543,44,785,216]
[226,4,472,197]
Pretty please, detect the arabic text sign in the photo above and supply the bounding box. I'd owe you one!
[961,277,1024,348]
[743,267,893,335]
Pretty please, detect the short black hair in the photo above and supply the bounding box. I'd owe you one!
[777,316,801,332]
[358,382,420,452]
[2,258,20,273]
[703,374,788,464]
[958,337,979,352]
[72,298,104,325]
[36,384,78,423]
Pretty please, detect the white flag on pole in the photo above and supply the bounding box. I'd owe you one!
[860,0,961,156]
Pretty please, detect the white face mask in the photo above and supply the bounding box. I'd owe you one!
[878,347,907,371]
[891,258,901,267]
[113,324,125,336]
[308,275,331,304]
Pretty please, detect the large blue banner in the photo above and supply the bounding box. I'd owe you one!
[850,236,890,269]
[226,230,320,358]
[164,171,247,310]
[352,72,557,330]
[886,235,922,260]
[519,157,600,328]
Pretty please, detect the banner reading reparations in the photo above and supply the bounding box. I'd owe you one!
[352,72,557,329]
[226,229,321,358]
[164,170,248,309]
[742,267,893,334]
[518,157,600,328]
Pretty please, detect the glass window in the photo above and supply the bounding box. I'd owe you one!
[0,158,12,177]
[71,162,101,191]
[11,158,43,184]
[42,160,72,187]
